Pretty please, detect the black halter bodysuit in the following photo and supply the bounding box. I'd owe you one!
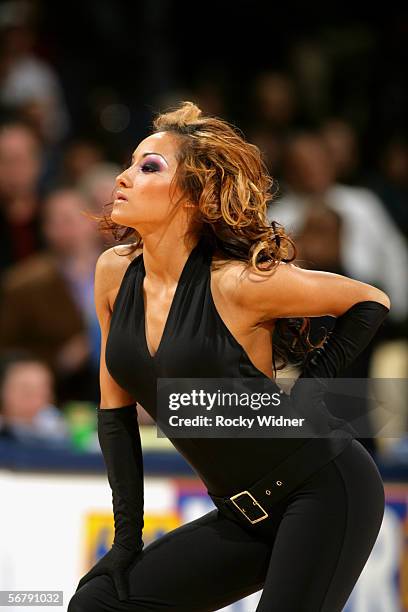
[105,237,352,497]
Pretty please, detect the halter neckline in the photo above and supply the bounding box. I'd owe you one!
[139,238,204,360]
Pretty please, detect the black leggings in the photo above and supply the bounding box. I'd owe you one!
[68,439,385,612]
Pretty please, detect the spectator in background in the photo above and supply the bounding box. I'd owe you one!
[56,138,106,187]
[362,138,408,240]
[252,71,298,130]
[0,121,46,273]
[320,118,362,185]
[268,132,408,458]
[78,162,122,215]
[294,204,344,275]
[247,125,283,179]
[286,203,379,455]
[0,349,71,447]
[248,71,300,180]
[0,188,104,404]
[0,3,70,144]
[191,72,226,117]
[268,131,408,327]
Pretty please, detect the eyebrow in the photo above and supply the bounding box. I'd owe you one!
[132,151,168,164]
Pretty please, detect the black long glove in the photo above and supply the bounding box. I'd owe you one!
[289,300,390,436]
[299,300,390,379]
[75,403,144,601]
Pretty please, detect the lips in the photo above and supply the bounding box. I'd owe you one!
[114,191,128,203]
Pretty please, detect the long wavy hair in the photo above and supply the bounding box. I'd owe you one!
[88,101,328,375]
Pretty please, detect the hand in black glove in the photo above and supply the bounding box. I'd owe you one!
[298,300,390,380]
[75,543,142,601]
[289,300,390,437]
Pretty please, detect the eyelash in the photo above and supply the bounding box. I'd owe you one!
[123,157,161,173]
[141,162,160,173]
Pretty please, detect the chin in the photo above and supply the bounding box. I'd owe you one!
[111,209,142,231]
[110,207,130,224]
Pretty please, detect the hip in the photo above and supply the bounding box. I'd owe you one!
[208,438,385,538]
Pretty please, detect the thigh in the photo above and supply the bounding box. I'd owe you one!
[317,438,385,612]
[255,439,385,612]
[68,508,274,612]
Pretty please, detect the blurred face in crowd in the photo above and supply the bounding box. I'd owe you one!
[79,164,122,213]
[381,141,408,184]
[254,72,296,126]
[42,189,100,254]
[1,25,35,58]
[249,128,281,174]
[1,361,54,425]
[296,206,342,271]
[64,141,104,183]
[0,125,41,198]
[320,119,359,181]
[113,131,186,233]
[283,135,335,195]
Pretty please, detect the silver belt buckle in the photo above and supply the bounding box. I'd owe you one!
[229,490,269,524]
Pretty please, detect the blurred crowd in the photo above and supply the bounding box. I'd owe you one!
[0,1,407,458]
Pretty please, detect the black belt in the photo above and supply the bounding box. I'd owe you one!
[208,433,353,525]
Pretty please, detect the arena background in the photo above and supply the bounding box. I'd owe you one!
[0,2,407,610]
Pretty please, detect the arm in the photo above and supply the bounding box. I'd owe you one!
[76,248,144,601]
[232,261,390,433]
[241,260,390,375]
[232,260,390,321]
[249,262,390,437]
[232,260,390,373]
[230,260,390,373]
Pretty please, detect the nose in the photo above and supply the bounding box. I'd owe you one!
[115,168,132,190]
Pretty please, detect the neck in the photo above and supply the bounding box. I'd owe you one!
[141,232,200,286]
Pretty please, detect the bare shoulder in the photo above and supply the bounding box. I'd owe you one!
[95,243,143,313]
[216,251,390,320]
[211,249,287,308]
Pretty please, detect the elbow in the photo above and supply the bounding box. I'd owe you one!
[362,289,391,310]
[382,293,391,310]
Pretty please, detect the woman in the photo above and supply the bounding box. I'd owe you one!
[68,101,390,612]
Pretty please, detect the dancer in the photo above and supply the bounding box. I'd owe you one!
[68,101,390,612]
